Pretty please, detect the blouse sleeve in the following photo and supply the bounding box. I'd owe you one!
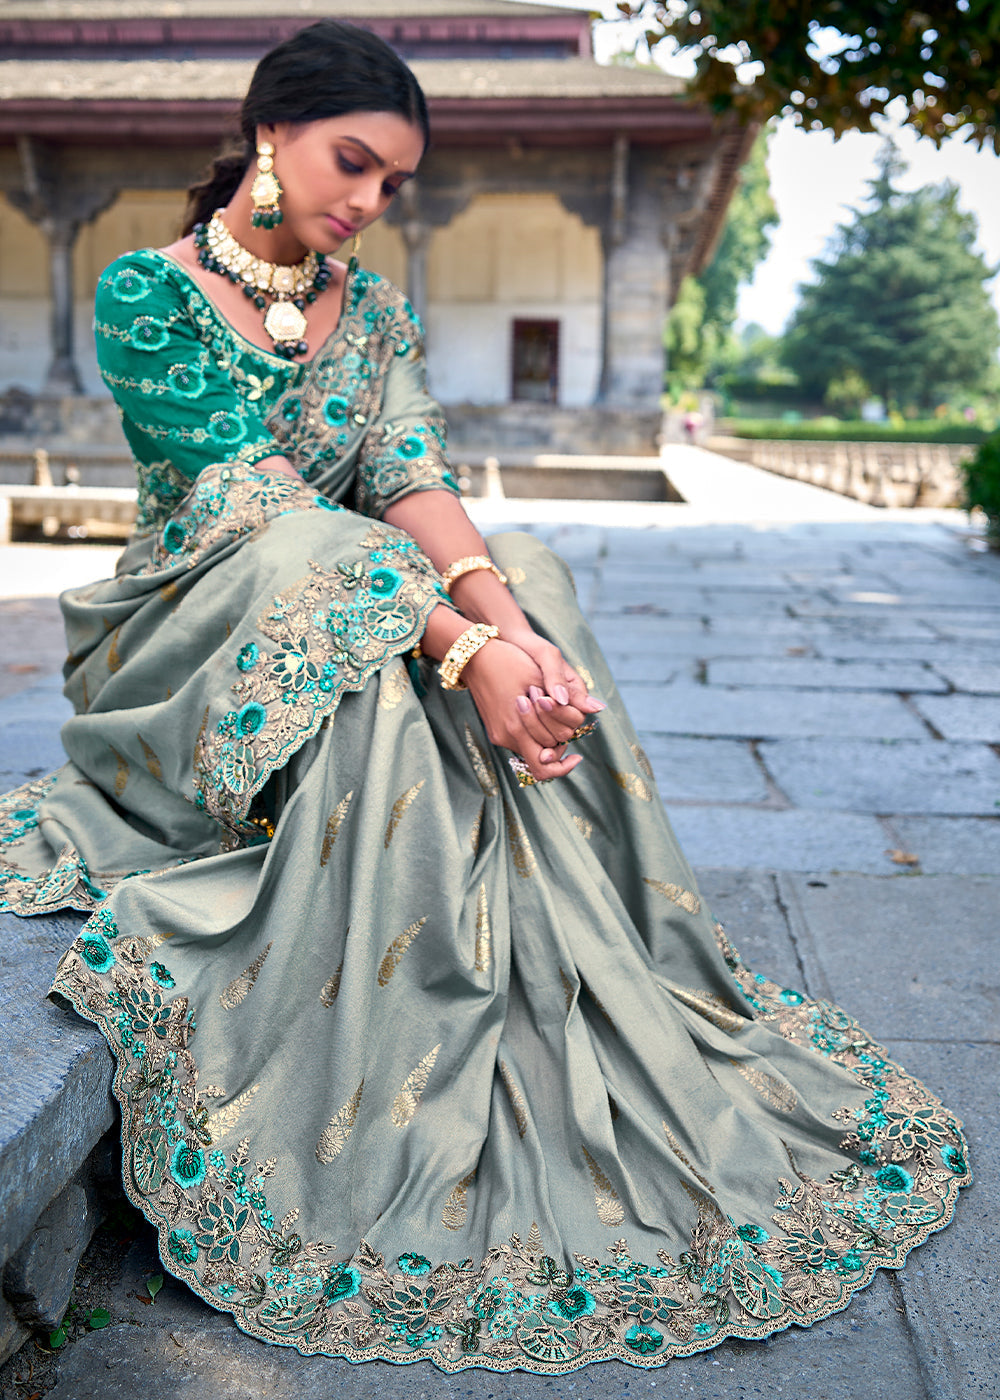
[93,253,282,484]
[355,293,461,519]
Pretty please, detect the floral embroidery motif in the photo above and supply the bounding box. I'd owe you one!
[0,777,115,915]
[192,523,451,839]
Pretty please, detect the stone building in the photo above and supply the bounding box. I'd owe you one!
[0,0,750,450]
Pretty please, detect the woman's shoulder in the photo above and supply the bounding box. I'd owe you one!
[351,266,425,346]
[95,249,192,315]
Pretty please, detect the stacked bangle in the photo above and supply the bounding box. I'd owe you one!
[440,555,508,594]
[439,624,500,691]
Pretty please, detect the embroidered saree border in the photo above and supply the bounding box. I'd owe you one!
[49,906,970,1374]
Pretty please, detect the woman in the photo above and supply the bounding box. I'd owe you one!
[0,20,968,1374]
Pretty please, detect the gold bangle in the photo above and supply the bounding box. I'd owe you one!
[439,623,499,691]
[440,555,508,594]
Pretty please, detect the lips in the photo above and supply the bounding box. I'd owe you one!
[326,216,357,241]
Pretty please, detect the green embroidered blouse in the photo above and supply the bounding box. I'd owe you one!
[94,250,460,534]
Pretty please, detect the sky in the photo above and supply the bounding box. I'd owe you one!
[512,0,1000,335]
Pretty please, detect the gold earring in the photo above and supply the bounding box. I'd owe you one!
[349,230,362,273]
[251,142,283,229]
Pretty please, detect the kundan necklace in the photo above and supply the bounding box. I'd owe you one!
[193,211,332,359]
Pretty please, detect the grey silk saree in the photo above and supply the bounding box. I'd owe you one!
[0,252,970,1373]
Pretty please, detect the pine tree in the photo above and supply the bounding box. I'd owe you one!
[781,145,999,411]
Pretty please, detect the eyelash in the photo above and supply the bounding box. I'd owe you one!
[337,152,402,199]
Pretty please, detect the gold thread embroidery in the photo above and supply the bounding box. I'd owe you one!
[474,885,491,972]
[499,1060,528,1139]
[316,1080,364,1163]
[201,1084,225,1099]
[580,976,618,1035]
[225,621,232,639]
[193,705,209,788]
[107,626,123,674]
[138,735,163,782]
[630,742,655,780]
[526,1220,543,1250]
[662,1120,716,1194]
[644,876,701,916]
[671,986,745,1034]
[391,1044,441,1128]
[160,581,179,604]
[503,801,536,878]
[559,965,575,1012]
[219,941,273,1010]
[470,803,483,853]
[730,1059,798,1113]
[320,956,344,1007]
[320,790,354,867]
[110,746,129,797]
[384,780,425,849]
[581,1144,625,1227]
[81,672,90,712]
[577,664,595,691]
[464,724,498,796]
[207,1083,260,1139]
[609,767,653,802]
[378,662,409,709]
[377,916,427,986]
[571,814,593,840]
[506,566,527,586]
[442,1169,476,1230]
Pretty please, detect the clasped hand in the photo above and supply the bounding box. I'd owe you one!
[462,627,605,784]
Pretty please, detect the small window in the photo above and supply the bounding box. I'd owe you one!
[511,319,559,404]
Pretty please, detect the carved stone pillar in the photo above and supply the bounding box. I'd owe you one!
[397,183,432,325]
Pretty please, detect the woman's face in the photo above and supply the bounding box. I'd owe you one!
[263,110,425,255]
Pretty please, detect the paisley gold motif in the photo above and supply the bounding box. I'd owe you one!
[110,746,129,797]
[474,885,491,972]
[107,626,123,674]
[391,1044,441,1128]
[159,581,179,604]
[320,790,354,867]
[464,724,498,796]
[571,814,593,840]
[730,1059,798,1113]
[138,734,163,783]
[499,1060,528,1139]
[581,1144,625,1227]
[469,803,484,854]
[503,801,537,878]
[377,916,427,986]
[630,742,655,780]
[384,780,425,849]
[644,876,701,916]
[671,985,745,1034]
[219,941,273,1010]
[206,1083,260,1139]
[378,662,410,710]
[320,956,343,1007]
[608,767,652,802]
[316,1080,364,1163]
[442,1169,475,1230]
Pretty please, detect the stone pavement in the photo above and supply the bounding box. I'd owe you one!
[0,450,997,1399]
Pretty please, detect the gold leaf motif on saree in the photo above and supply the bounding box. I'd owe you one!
[670,985,745,1034]
[571,814,593,840]
[384,780,425,849]
[662,1121,716,1195]
[110,746,130,798]
[320,956,344,1007]
[138,734,163,783]
[730,1059,799,1113]
[441,1169,475,1230]
[559,965,575,1012]
[464,724,498,796]
[581,1144,625,1227]
[207,1083,261,1139]
[316,1080,364,1163]
[377,916,427,986]
[378,661,410,709]
[644,876,701,916]
[630,742,655,780]
[320,790,354,867]
[474,885,491,972]
[503,801,536,878]
[391,1044,441,1128]
[469,803,484,854]
[107,626,123,674]
[219,941,273,1010]
[499,1060,528,1140]
[608,767,653,802]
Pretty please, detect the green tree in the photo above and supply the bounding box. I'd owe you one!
[781,145,999,411]
[614,1,1000,150]
[666,129,777,388]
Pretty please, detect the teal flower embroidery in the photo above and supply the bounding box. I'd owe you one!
[875,1164,914,1193]
[236,642,259,672]
[779,988,805,1005]
[325,1265,361,1302]
[208,410,247,445]
[624,1324,663,1354]
[761,1263,784,1286]
[547,1287,595,1321]
[149,961,175,988]
[217,1282,237,1299]
[398,1253,432,1277]
[313,494,341,511]
[737,1223,770,1244]
[170,1142,207,1190]
[130,315,170,352]
[397,435,425,459]
[368,567,402,600]
[167,363,206,399]
[692,1320,716,1338]
[941,1144,966,1174]
[168,1228,199,1265]
[89,907,119,939]
[80,930,115,974]
[236,702,267,737]
[281,398,301,422]
[110,268,151,302]
[162,519,187,555]
[323,395,349,426]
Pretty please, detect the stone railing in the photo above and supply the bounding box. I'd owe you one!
[709,436,972,508]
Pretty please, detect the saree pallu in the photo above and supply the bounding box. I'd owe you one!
[0,461,970,1374]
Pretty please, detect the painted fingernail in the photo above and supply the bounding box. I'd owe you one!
[516,695,531,714]
[588,698,607,711]
[537,695,555,712]
[566,754,584,771]
[528,685,544,702]
[539,748,555,763]
[554,684,570,705]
